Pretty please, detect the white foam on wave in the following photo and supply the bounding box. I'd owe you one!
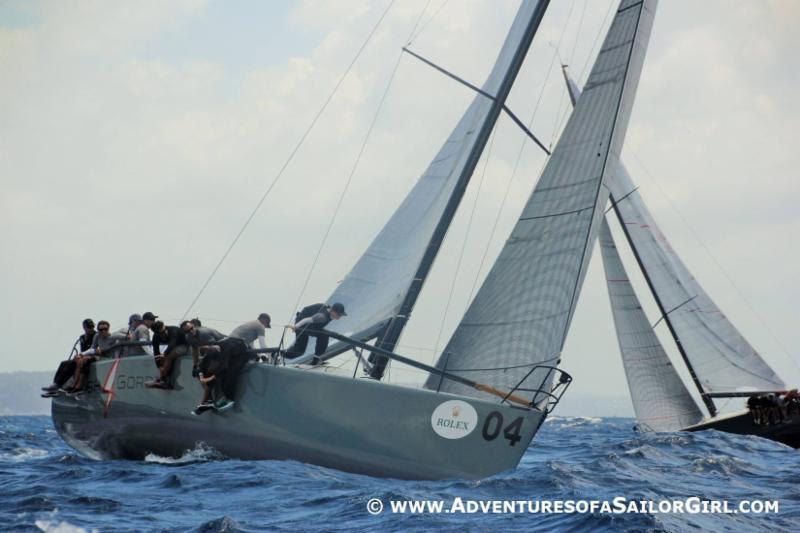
[144,442,221,465]
[0,447,50,462]
[34,510,97,533]
[34,519,96,533]
[546,416,603,429]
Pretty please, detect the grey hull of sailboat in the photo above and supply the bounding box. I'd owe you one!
[51,356,545,480]
[683,410,800,449]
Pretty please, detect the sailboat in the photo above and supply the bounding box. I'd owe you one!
[561,65,800,446]
[50,0,658,479]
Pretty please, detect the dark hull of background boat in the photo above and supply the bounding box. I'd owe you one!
[51,355,545,480]
[684,410,800,449]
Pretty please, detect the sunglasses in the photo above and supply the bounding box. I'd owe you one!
[98,327,109,332]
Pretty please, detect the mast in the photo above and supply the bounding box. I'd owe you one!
[610,202,717,417]
[369,0,551,379]
[560,64,717,417]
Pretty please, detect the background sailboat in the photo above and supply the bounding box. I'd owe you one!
[563,65,799,446]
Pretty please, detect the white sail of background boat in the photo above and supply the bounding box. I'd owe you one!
[562,66,799,446]
[50,0,664,479]
[599,219,704,431]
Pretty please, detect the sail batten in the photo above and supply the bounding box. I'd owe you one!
[425,0,658,400]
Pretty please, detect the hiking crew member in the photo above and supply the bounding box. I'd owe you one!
[181,320,226,374]
[68,321,125,393]
[193,337,251,414]
[285,302,347,364]
[79,318,96,351]
[42,318,96,395]
[230,313,271,349]
[125,313,152,356]
[147,321,188,389]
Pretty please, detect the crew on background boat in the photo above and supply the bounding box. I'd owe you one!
[146,320,189,389]
[181,320,226,375]
[230,313,271,350]
[284,302,347,365]
[41,318,96,396]
[190,317,202,327]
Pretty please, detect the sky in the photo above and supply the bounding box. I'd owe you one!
[1,0,798,416]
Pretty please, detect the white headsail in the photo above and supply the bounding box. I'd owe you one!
[599,219,704,430]
[292,0,551,363]
[426,0,659,400]
[561,61,783,416]
[608,165,785,396]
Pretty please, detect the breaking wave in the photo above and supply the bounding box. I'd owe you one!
[144,442,223,465]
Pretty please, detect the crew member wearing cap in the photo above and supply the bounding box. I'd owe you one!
[285,302,347,365]
[146,320,189,389]
[181,320,226,373]
[229,313,271,350]
[41,318,96,395]
[125,313,152,356]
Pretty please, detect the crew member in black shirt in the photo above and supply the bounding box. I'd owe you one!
[147,321,188,389]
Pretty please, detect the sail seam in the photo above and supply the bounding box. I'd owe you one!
[519,204,594,221]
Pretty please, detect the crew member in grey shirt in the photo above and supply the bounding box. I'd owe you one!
[69,320,127,392]
[125,313,152,356]
[230,313,271,350]
[181,320,226,373]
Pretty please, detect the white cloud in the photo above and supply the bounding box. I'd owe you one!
[1,1,797,400]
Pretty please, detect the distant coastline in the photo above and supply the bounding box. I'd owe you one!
[0,372,51,416]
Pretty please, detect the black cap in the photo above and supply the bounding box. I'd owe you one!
[83,318,95,328]
[331,302,347,316]
[142,311,158,321]
[258,313,272,328]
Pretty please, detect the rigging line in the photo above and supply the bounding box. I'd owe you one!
[290,51,404,319]
[627,149,800,375]
[651,295,698,328]
[466,0,578,305]
[289,0,432,323]
[430,128,498,363]
[180,0,397,321]
[579,0,617,82]
[407,0,449,45]
[569,0,588,63]
[402,47,550,155]
[604,186,639,213]
[548,0,615,148]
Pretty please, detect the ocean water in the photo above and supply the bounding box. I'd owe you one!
[1,416,798,532]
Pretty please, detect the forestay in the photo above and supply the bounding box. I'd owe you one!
[599,219,704,430]
[426,0,658,401]
[292,0,550,362]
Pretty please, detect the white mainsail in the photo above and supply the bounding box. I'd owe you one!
[599,219,704,430]
[426,0,659,400]
[292,0,550,362]
[608,165,785,395]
